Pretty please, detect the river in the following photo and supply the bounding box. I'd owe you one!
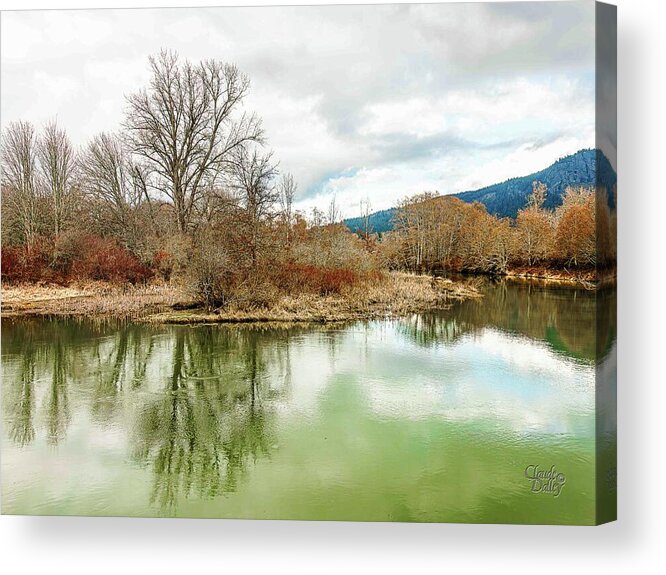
[1,280,616,523]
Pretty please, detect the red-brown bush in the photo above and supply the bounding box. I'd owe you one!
[1,238,57,283]
[152,250,175,281]
[70,235,152,284]
[273,263,380,295]
[1,245,24,283]
[1,234,152,285]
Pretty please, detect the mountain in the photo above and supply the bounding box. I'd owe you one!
[343,149,617,234]
[343,208,395,237]
[452,148,616,218]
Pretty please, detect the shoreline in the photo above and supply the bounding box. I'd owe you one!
[506,268,596,283]
[439,267,616,288]
[0,272,480,324]
[504,266,616,287]
[0,268,615,324]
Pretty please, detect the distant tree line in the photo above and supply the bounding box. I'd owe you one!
[452,148,617,219]
[343,149,617,233]
[382,182,616,275]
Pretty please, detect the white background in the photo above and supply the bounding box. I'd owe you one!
[0,1,663,573]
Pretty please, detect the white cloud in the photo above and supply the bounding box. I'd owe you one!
[360,98,449,139]
[451,134,595,193]
[1,3,598,214]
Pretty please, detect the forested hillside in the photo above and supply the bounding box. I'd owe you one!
[454,148,616,218]
[344,149,617,233]
[344,208,394,237]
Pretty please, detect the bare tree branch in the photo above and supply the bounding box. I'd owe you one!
[124,50,264,233]
[1,121,40,246]
[37,120,77,237]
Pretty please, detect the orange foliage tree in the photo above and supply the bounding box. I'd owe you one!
[554,187,597,268]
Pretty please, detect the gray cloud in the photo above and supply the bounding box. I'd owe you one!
[1,2,599,212]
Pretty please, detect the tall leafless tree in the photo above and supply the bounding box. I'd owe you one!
[79,132,148,248]
[278,172,296,243]
[1,121,40,246]
[124,50,263,234]
[37,120,77,237]
[327,194,340,225]
[359,196,372,243]
[228,145,278,269]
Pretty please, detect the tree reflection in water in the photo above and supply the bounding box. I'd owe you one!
[3,319,75,447]
[45,337,71,445]
[7,343,37,447]
[132,327,283,512]
[396,278,616,363]
[2,319,154,446]
[1,320,295,512]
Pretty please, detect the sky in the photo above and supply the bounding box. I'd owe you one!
[1,2,601,219]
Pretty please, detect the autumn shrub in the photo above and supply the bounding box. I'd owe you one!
[188,242,234,310]
[1,245,24,283]
[272,263,381,296]
[2,233,152,285]
[1,238,58,284]
[147,231,192,280]
[290,224,382,273]
[153,250,175,281]
[318,267,357,294]
[70,235,153,284]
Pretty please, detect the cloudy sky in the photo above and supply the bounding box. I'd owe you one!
[1,2,599,218]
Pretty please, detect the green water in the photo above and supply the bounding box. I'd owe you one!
[1,281,616,523]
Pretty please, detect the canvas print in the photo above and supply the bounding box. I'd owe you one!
[0,2,616,524]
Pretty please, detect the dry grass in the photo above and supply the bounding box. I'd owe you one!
[1,281,188,319]
[1,272,480,324]
[146,272,480,324]
[505,266,616,290]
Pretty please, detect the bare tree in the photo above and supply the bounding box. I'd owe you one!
[37,120,77,237]
[393,192,436,271]
[228,145,278,269]
[555,186,596,268]
[1,121,40,246]
[359,196,372,243]
[278,172,296,243]
[310,207,325,228]
[79,132,147,247]
[516,181,553,266]
[528,180,547,210]
[124,50,263,233]
[327,194,340,225]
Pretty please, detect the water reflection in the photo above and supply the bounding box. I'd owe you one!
[7,346,36,447]
[45,338,70,445]
[2,321,304,512]
[1,281,616,519]
[397,279,616,363]
[131,329,280,510]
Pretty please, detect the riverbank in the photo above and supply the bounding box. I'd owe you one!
[0,273,480,323]
[504,266,616,288]
[0,282,185,319]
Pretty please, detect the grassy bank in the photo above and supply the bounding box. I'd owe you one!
[0,273,480,323]
[504,266,616,288]
[0,282,186,319]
